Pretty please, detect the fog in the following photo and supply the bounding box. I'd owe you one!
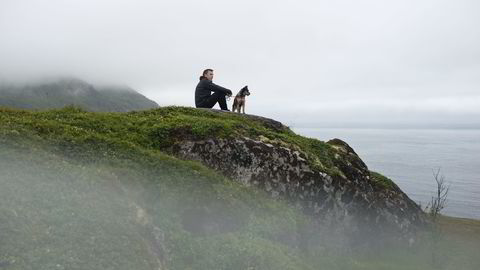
[2,132,479,269]
[1,0,479,127]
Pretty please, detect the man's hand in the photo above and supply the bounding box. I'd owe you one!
[226,90,233,97]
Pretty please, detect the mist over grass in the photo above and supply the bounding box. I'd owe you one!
[0,139,320,269]
[0,106,479,269]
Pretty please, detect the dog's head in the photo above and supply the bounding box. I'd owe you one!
[240,85,250,96]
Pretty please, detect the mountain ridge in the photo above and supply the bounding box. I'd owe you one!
[0,78,159,112]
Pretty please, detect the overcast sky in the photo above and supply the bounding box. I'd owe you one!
[1,0,479,128]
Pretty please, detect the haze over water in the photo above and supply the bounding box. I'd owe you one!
[293,127,480,220]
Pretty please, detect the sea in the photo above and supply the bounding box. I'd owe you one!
[292,128,480,220]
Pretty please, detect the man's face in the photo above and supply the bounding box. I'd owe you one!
[205,71,214,81]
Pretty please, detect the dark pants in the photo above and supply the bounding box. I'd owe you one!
[196,92,228,110]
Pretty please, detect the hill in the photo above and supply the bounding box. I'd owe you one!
[0,78,159,112]
[0,106,479,269]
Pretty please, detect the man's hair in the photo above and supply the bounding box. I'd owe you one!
[199,69,213,80]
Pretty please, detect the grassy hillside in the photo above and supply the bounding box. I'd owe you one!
[0,105,351,178]
[1,106,479,269]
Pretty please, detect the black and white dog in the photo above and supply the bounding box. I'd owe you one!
[232,86,250,114]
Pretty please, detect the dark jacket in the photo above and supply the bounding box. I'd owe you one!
[195,78,232,107]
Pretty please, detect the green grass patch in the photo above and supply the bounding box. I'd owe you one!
[370,171,396,189]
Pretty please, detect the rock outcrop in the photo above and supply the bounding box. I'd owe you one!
[170,111,426,242]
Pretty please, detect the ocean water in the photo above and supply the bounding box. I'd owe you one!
[293,128,480,220]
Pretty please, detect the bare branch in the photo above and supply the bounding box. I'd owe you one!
[428,168,450,222]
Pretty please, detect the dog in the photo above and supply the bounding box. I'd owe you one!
[232,86,250,114]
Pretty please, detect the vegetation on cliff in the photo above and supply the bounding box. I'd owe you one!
[0,106,479,269]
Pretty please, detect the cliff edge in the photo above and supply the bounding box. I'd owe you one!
[164,109,426,242]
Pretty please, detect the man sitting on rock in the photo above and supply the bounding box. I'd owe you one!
[195,69,233,111]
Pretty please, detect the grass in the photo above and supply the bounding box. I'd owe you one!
[0,134,311,269]
[0,106,343,176]
[370,171,396,189]
[1,106,479,269]
[0,106,318,269]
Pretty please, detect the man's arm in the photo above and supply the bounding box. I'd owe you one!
[207,81,232,96]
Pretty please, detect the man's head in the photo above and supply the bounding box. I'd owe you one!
[200,69,214,81]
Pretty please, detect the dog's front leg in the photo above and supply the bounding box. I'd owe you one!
[242,101,246,114]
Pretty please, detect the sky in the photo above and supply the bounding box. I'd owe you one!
[1,0,479,128]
